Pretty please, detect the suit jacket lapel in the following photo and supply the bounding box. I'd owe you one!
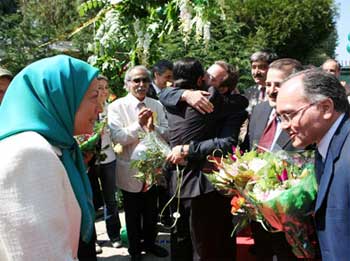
[276,130,292,150]
[315,117,350,212]
[256,102,272,139]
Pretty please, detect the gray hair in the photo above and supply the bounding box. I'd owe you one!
[250,51,276,64]
[123,65,151,90]
[284,69,349,113]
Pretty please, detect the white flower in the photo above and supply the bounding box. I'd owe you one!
[87,55,97,65]
[248,158,267,173]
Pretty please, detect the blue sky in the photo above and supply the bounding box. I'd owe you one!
[335,0,350,63]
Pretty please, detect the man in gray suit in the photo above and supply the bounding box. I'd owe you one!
[244,51,276,113]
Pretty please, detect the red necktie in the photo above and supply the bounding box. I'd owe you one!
[258,113,277,151]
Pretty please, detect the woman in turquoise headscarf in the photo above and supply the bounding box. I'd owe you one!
[0,55,102,260]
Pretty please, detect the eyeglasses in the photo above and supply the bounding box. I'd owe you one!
[277,101,318,125]
[130,77,150,84]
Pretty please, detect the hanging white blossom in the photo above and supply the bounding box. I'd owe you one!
[109,0,123,4]
[178,0,192,36]
[203,21,211,43]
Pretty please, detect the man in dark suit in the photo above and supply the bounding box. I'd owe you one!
[246,58,304,261]
[248,59,303,152]
[146,59,173,100]
[160,58,248,260]
[276,69,350,261]
[146,60,173,226]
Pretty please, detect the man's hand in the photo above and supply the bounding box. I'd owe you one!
[145,113,155,132]
[166,145,189,164]
[181,90,214,114]
[138,107,153,129]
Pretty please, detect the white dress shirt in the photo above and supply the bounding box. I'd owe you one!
[270,108,283,151]
[152,82,162,96]
[318,113,345,161]
[108,93,168,192]
[98,103,116,164]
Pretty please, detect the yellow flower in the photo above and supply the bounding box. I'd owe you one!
[113,143,123,154]
[152,112,158,125]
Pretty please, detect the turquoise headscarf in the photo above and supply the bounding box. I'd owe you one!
[0,55,99,243]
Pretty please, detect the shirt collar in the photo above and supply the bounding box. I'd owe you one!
[317,113,345,161]
[126,93,147,110]
[152,82,162,94]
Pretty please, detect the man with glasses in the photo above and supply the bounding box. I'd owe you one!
[108,65,169,261]
[158,60,241,114]
[276,69,350,260]
[162,58,247,261]
[246,58,303,261]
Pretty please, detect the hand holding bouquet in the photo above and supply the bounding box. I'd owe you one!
[206,148,318,258]
[130,132,171,191]
[75,118,107,162]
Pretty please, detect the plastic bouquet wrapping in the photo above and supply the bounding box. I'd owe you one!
[75,118,107,161]
[130,131,171,191]
[206,148,318,258]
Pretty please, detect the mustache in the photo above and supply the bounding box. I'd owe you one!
[136,87,147,92]
[253,73,263,78]
[268,92,278,99]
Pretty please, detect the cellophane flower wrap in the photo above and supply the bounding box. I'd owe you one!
[206,148,318,258]
[75,118,107,161]
[130,131,171,191]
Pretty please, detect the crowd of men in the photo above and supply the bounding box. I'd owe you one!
[1,52,349,261]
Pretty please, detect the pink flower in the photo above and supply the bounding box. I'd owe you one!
[277,168,289,182]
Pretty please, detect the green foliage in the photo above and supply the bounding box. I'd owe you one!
[81,0,337,94]
[0,0,92,74]
[0,0,338,94]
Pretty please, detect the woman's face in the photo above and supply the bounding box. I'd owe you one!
[97,79,109,104]
[74,78,102,135]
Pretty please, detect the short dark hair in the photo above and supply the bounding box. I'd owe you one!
[214,60,239,90]
[173,58,205,89]
[284,69,349,113]
[269,58,303,76]
[151,60,173,77]
[250,51,276,64]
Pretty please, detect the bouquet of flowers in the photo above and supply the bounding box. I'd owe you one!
[206,148,318,258]
[130,131,171,191]
[75,118,107,162]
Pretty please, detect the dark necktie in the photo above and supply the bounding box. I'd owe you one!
[137,102,146,112]
[315,149,324,184]
[259,86,266,102]
[258,113,277,151]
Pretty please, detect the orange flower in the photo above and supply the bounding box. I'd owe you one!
[230,196,245,214]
